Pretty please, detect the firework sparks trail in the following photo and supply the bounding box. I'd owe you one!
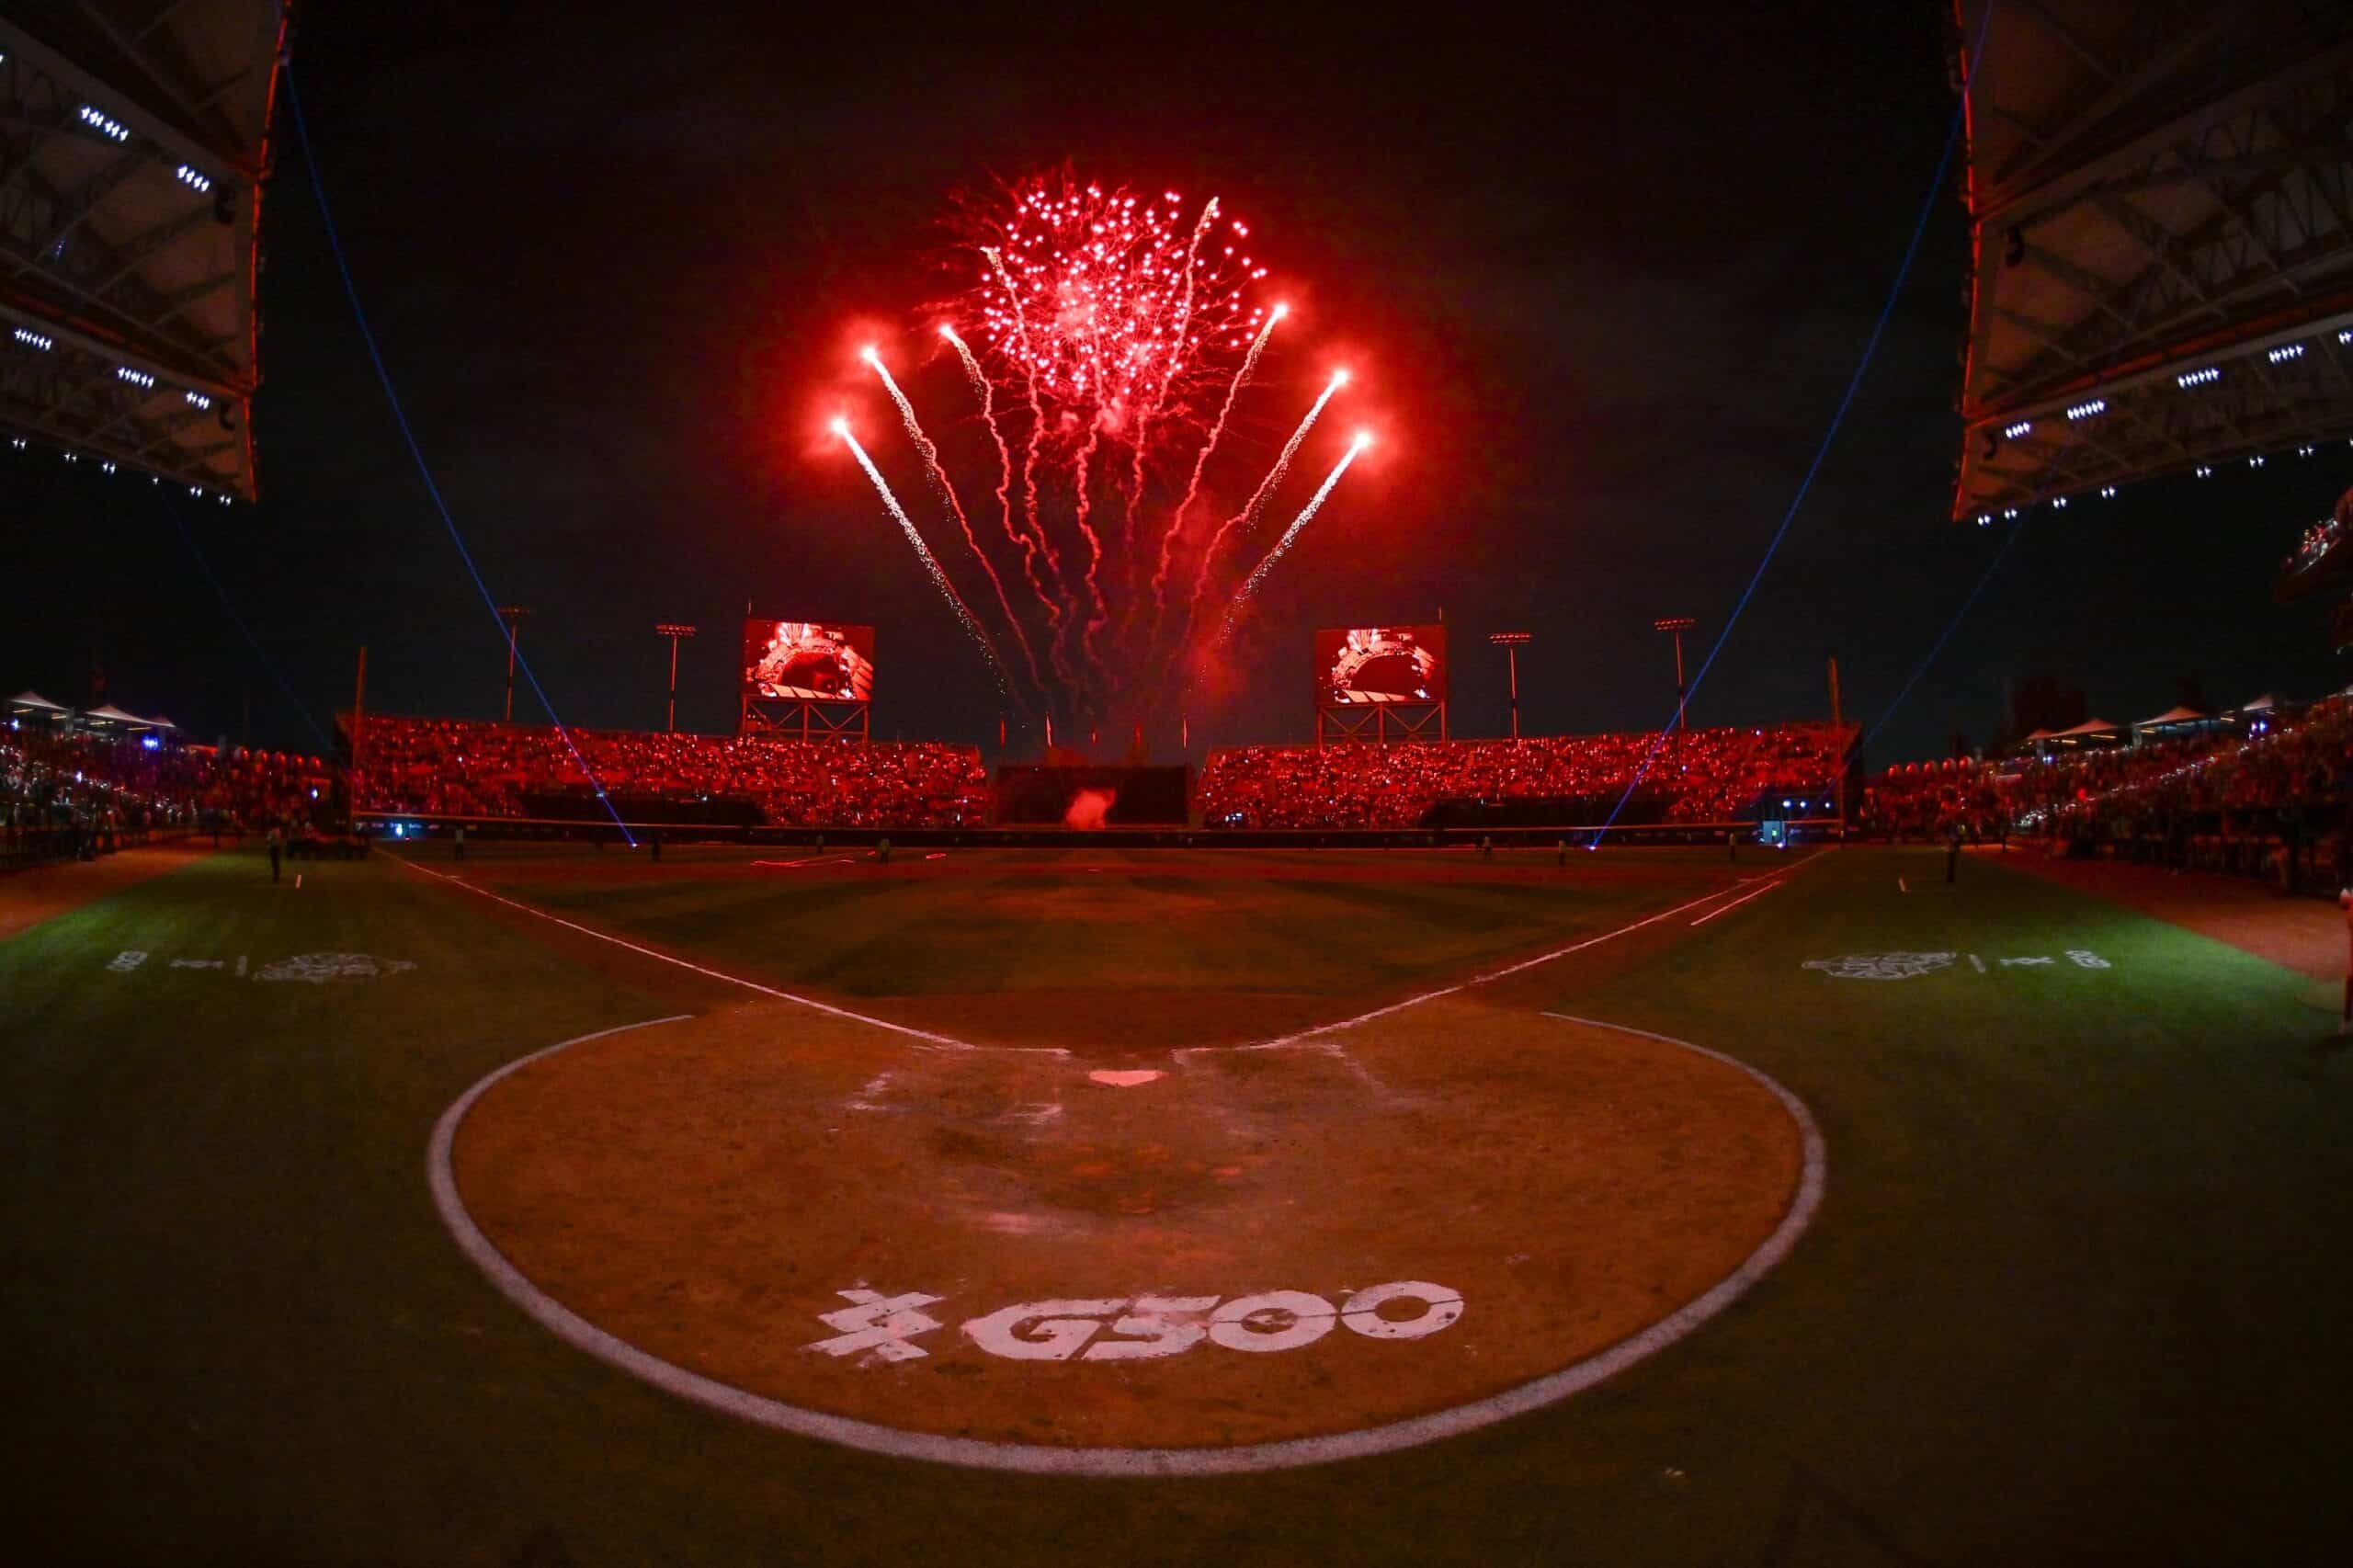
[836,422,1010,691]
[1217,436,1370,641]
[983,246,1059,597]
[866,349,1045,696]
[1067,423,1114,683]
[1147,306,1284,635]
[1178,368,1347,650]
[944,326,1074,689]
[870,174,1302,719]
[1120,198,1219,571]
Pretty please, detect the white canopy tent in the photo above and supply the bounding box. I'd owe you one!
[2044,718,2127,750]
[2135,704,2222,737]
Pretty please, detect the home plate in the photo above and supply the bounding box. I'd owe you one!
[440,1000,1815,1469]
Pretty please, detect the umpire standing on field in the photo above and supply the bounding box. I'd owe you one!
[267,824,283,883]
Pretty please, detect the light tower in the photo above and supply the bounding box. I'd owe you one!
[655,624,699,733]
[1488,631,1531,739]
[495,606,533,724]
[1653,616,1696,733]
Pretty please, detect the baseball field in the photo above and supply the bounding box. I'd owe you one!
[5,839,2348,1565]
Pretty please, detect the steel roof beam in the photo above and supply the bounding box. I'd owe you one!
[1990,21,2234,199]
[1969,300,2353,430]
[66,0,243,153]
[148,267,236,327]
[0,153,239,380]
[0,294,241,402]
[84,200,212,298]
[1982,99,2052,151]
[1983,38,2353,223]
[5,146,150,280]
[0,17,255,177]
[2008,0,2116,85]
[2018,240,2141,334]
[131,1,201,51]
[0,406,219,486]
[1989,301,2079,358]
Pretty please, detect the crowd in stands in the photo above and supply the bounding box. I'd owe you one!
[1861,698,2353,884]
[1859,756,2006,843]
[2286,514,2342,574]
[2,724,334,862]
[1194,723,1851,829]
[350,715,990,828]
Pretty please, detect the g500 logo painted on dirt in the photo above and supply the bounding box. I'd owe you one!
[806,1281,1463,1367]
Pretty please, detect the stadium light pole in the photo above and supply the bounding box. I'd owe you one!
[655,623,698,733]
[1489,631,1531,739]
[1653,617,1696,732]
[495,606,532,724]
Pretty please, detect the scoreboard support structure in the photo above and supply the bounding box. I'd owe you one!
[1316,700,1447,745]
[738,618,876,742]
[1314,623,1449,745]
[740,696,870,742]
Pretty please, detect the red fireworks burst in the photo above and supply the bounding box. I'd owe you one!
[972,176,1272,422]
[829,172,1376,731]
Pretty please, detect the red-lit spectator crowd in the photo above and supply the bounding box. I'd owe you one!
[3,723,334,858]
[1193,723,1852,828]
[349,715,989,828]
[1862,697,2353,854]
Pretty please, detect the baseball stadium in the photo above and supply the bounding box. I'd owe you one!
[7,4,2353,1565]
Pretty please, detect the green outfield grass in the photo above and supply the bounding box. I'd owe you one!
[476,843,1745,1000]
[3,844,2348,1565]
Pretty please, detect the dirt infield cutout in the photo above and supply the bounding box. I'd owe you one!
[435,997,1821,1474]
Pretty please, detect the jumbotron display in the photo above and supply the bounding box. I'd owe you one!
[741,619,876,703]
[1314,624,1447,706]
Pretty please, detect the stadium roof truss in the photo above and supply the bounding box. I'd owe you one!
[0,4,285,502]
[1952,1,2353,519]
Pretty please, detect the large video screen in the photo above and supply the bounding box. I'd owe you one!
[742,619,876,703]
[1314,623,1448,706]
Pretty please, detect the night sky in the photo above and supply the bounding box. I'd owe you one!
[8,1,2350,764]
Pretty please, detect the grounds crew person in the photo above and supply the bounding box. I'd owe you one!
[2340,882,2353,1035]
[267,824,283,883]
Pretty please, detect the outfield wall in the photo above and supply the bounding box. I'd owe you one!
[353,812,1846,851]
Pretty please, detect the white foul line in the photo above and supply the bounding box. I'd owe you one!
[400,847,1824,1065]
[430,1009,1826,1477]
[390,856,1064,1057]
[1206,849,1829,1057]
[1688,871,1791,926]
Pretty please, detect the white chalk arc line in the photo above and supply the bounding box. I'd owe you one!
[428,1012,1826,1476]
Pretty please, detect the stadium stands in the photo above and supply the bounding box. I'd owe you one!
[1864,697,2353,889]
[2,727,331,866]
[1194,723,1851,829]
[350,715,990,829]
